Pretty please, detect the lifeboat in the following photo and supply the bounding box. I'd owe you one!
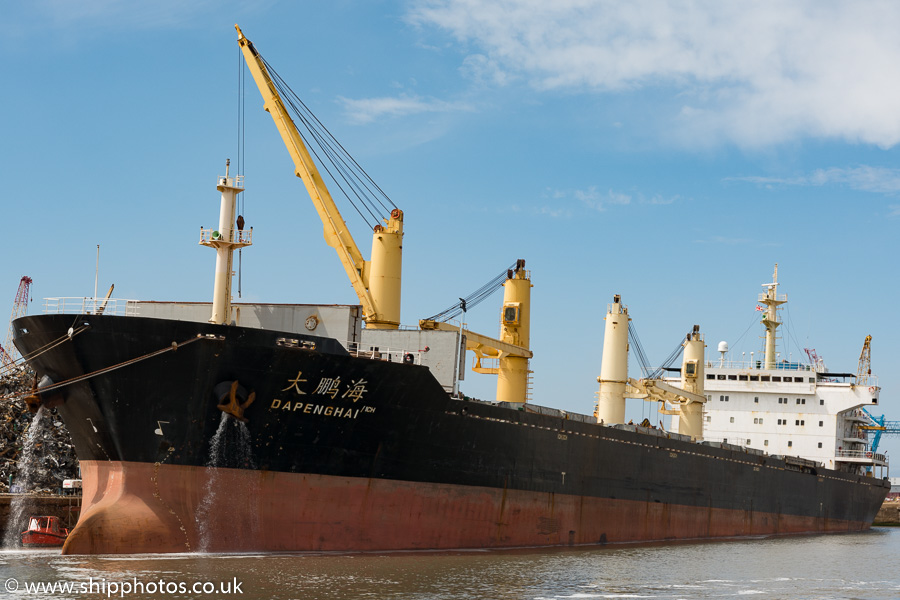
[21,516,69,547]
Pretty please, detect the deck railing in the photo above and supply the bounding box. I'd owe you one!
[42,297,140,316]
[835,449,887,463]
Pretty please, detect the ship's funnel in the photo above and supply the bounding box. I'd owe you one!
[596,295,629,424]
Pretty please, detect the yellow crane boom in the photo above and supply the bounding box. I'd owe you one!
[235,25,403,329]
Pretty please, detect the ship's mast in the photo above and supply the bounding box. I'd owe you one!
[200,160,252,324]
[759,263,787,369]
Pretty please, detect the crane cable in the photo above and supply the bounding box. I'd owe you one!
[424,261,521,323]
[627,321,692,381]
[237,48,247,299]
[262,57,396,231]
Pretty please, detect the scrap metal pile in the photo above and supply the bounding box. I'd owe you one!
[0,369,79,493]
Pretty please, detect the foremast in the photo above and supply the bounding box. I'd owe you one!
[200,160,252,324]
[235,24,402,329]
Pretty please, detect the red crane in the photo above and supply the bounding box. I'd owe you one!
[4,276,33,364]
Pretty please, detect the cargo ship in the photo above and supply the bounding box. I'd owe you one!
[11,27,889,554]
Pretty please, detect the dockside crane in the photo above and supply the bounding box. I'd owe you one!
[236,25,402,330]
[859,407,900,457]
[3,276,32,365]
[857,335,872,385]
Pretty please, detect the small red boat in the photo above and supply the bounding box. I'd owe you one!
[21,516,69,547]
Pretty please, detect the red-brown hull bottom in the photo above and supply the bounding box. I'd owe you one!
[63,460,873,555]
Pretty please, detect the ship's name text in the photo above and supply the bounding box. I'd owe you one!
[268,399,376,419]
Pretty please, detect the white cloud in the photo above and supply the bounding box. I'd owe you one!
[338,95,473,124]
[540,186,654,214]
[407,0,900,148]
[730,166,900,195]
[460,54,513,86]
[574,186,631,210]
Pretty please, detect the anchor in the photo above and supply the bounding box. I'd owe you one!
[23,383,42,413]
[23,375,64,413]
[215,380,255,423]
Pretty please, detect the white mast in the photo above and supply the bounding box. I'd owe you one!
[200,160,252,325]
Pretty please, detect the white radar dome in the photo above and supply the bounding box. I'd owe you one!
[717,341,729,353]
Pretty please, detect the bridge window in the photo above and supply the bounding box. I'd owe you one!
[788,441,793,447]
[818,442,823,448]
[772,376,782,382]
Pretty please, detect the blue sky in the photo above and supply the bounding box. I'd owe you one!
[3,0,899,462]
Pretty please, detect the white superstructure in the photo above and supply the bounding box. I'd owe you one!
[700,265,887,476]
[702,361,883,472]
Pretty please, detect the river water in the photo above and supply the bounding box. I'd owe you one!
[1,528,898,599]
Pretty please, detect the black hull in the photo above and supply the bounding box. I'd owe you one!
[13,313,890,553]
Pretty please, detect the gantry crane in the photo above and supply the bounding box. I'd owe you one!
[860,407,900,456]
[236,26,402,330]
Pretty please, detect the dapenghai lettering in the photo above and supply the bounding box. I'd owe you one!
[268,398,367,419]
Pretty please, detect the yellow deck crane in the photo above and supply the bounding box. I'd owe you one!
[237,26,533,402]
[236,25,402,329]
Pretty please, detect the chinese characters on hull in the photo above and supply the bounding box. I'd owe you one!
[270,370,375,419]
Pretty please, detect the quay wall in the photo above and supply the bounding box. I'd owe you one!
[875,499,899,526]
